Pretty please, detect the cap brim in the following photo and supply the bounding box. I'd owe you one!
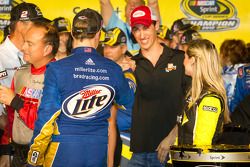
[32,17,51,23]
[102,38,120,46]
[131,20,152,28]
[58,30,71,33]
[179,24,200,31]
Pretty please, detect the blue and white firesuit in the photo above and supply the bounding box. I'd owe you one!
[27,47,134,167]
[230,64,250,112]
[222,64,244,112]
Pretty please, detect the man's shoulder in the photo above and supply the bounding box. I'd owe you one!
[14,64,30,76]
[162,45,185,61]
[164,45,184,56]
[0,41,8,53]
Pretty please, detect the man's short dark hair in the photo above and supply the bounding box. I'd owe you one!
[32,22,59,56]
[72,8,103,40]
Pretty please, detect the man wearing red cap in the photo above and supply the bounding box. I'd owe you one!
[128,6,190,166]
[100,0,161,54]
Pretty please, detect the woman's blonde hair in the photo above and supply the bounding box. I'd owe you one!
[186,39,231,123]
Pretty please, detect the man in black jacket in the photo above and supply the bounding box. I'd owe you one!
[128,5,190,166]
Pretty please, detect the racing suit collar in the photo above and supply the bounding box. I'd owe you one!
[31,58,56,75]
[71,47,97,55]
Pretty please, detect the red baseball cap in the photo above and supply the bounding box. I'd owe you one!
[130,6,157,28]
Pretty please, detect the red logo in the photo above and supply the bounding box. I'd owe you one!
[84,48,92,53]
[80,89,102,99]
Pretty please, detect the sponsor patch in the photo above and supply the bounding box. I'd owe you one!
[202,105,218,112]
[62,84,115,120]
[133,10,146,18]
[85,58,95,65]
[176,115,183,124]
[0,69,8,79]
[30,151,40,163]
[165,63,177,72]
[20,87,43,99]
[84,47,92,53]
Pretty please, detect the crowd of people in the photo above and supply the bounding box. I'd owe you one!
[0,0,249,167]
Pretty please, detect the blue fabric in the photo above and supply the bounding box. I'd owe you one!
[51,137,107,167]
[230,64,250,112]
[30,47,134,166]
[117,69,136,131]
[128,152,165,167]
[106,11,140,52]
[222,64,244,112]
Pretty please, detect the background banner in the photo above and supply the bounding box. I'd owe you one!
[0,0,249,48]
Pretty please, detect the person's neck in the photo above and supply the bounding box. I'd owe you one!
[73,39,97,49]
[55,51,67,60]
[141,42,163,67]
[33,57,53,69]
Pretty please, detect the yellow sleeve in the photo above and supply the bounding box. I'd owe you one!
[193,96,222,145]
[27,110,61,166]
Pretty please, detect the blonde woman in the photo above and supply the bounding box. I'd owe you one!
[178,39,231,146]
[157,39,231,163]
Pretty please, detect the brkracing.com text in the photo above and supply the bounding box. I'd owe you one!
[73,74,109,81]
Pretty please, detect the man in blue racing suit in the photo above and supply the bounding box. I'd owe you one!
[27,8,134,167]
[230,64,250,112]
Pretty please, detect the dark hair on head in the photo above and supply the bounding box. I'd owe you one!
[72,8,103,41]
[9,21,17,33]
[32,21,59,56]
[220,39,248,65]
[246,43,250,63]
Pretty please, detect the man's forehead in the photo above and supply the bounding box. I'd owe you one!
[26,27,46,41]
[132,24,150,29]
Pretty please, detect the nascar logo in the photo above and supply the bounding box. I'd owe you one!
[62,84,115,119]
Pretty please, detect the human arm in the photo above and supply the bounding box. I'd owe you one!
[27,65,61,166]
[0,85,15,106]
[0,80,39,130]
[113,64,135,117]
[107,105,118,167]
[100,0,114,26]
[156,125,178,163]
[117,56,136,72]
[193,95,223,145]
[230,67,246,112]
[148,0,161,24]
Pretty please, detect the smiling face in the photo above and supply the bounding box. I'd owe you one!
[22,26,49,68]
[131,23,158,51]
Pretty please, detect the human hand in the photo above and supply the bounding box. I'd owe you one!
[156,136,171,163]
[118,57,136,71]
[0,85,15,106]
[0,155,10,167]
[156,125,178,163]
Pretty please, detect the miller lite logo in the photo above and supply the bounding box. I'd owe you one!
[62,84,115,119]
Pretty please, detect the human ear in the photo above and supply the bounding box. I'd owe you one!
[44,44,53,56]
